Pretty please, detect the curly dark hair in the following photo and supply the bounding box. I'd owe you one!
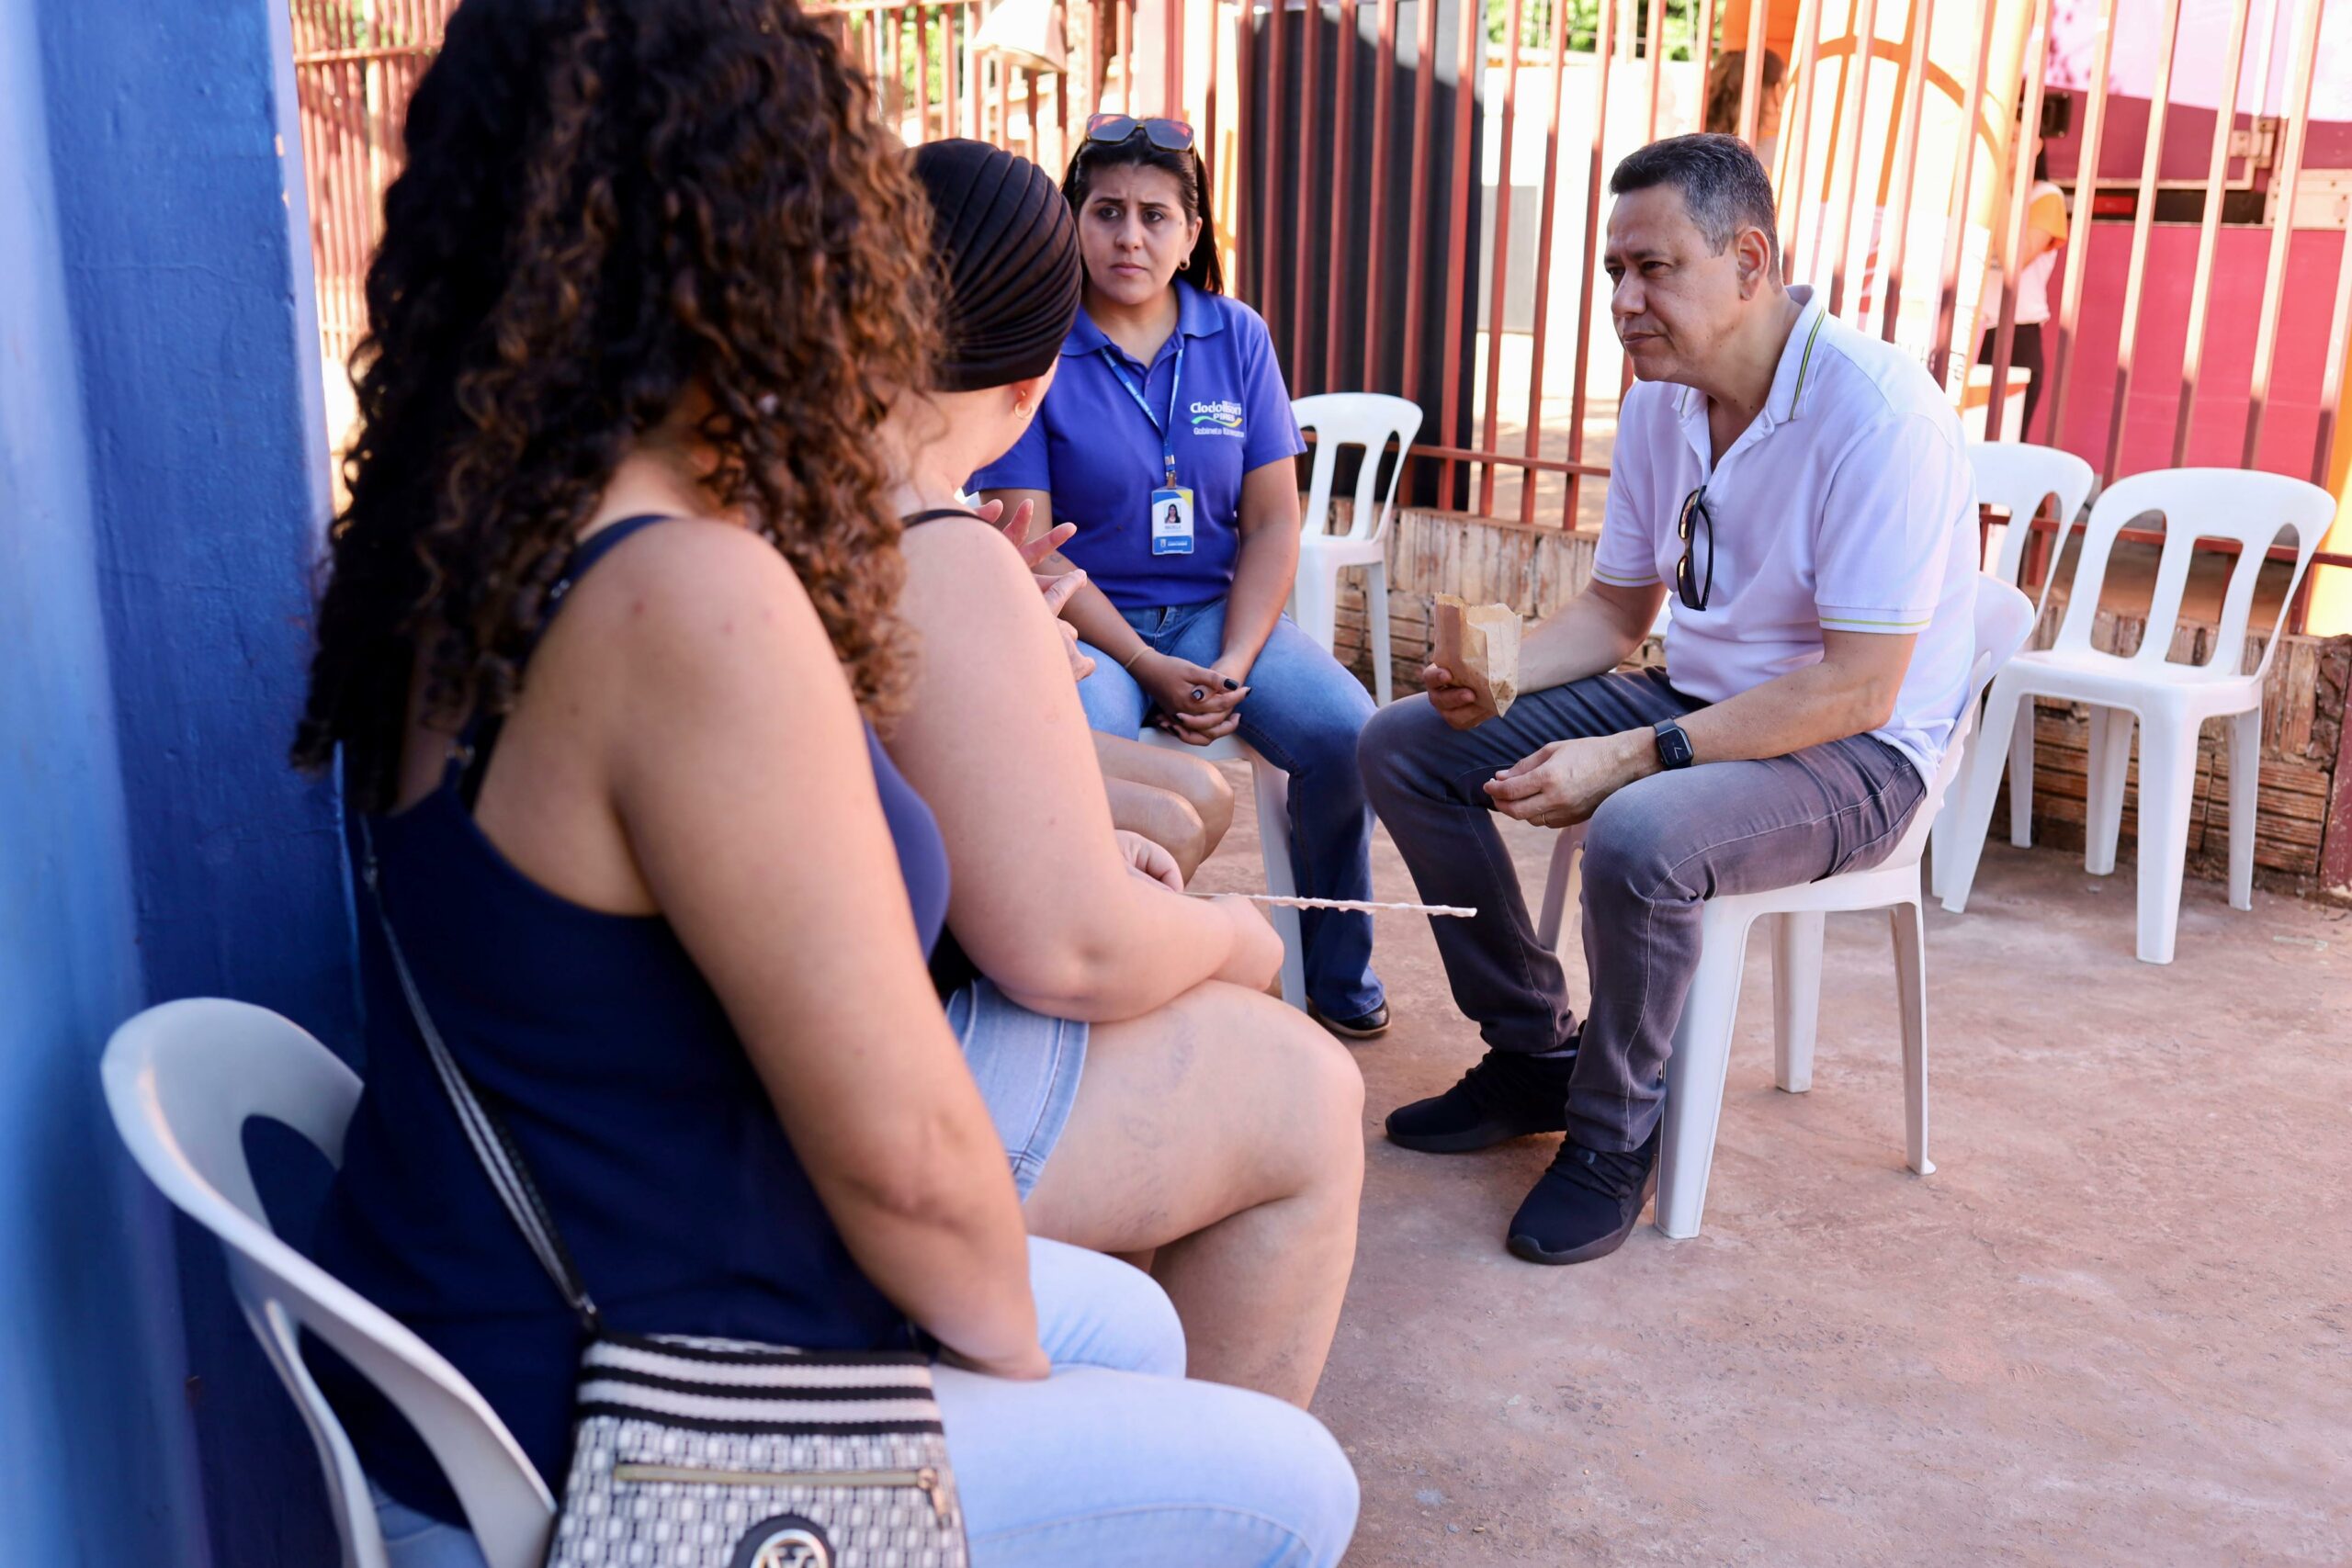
[293,0,939,809]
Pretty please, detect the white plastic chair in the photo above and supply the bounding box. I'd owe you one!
[101,998,556,1568]
[1290,393,1424,705]
[1532,576,2033,1238]
[1929,442,2097,898]
[1138,728,1307,1010]
[1936,468,2335,964]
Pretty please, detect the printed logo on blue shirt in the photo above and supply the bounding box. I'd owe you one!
[1188,400,1246,437]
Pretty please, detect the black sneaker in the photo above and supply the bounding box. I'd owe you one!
[1385,1043,1577,1154]
[1308,1000,1391,1041]
[1504,1122,1662,1266]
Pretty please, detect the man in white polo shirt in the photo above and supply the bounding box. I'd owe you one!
[1359,134,1977,1267]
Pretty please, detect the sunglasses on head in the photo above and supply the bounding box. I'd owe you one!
[1084,113,1197,152]
[1675,485,1715,613]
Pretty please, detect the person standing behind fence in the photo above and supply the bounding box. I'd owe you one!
[1703,49,1787,170]
[1977,151,2067,441]
[1358,135,1977,1269]
[288,4,1356,1563]
[975,113,1392,1043]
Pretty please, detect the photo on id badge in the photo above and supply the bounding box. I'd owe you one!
[1152,486,1195,556]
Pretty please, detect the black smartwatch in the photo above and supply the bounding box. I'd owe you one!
[1653,718,1695,771]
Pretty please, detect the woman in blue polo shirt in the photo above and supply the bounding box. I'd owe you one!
[975,115,1387,1037]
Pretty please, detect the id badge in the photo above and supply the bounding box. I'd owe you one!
[1149,486,1195,556]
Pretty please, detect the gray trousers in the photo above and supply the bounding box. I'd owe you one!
[1358,668,1926,1151]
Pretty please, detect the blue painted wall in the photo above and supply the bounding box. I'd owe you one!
[0,1,360,1562]
[0,6,214,1562]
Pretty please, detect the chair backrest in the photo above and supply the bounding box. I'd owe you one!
[1886,574,2036,865]
[2049,467,2335,679]
[101,999,556,1568]
[1965,441,2095,622]
[1293,392,1424,544]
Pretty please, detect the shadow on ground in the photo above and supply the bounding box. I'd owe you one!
[1194,759,2352,1566]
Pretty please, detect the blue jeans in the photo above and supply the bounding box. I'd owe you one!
[1079,602,1382,1018]
[370,1238,1358,1567]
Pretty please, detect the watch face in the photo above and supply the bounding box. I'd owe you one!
[1657,724,1693,767]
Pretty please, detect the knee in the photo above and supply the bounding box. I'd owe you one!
[1263,1008,1367,1190]
[1579,790,1685,903]
[1025,1236,1188,1378]
[1356,697,1433,806]
[1234,1400,1360,1567]
[1180,759,1235,847]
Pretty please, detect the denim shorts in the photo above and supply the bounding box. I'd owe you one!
[944,978,1088,1201]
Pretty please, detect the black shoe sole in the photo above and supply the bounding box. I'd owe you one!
[1384,1116,1565,1154]
[1309,1005,1390,1041]
[1504,1161,1660,1266]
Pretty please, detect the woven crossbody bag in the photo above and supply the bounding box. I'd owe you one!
[361,822,968,1568]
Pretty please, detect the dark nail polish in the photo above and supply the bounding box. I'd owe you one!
[1223,678,1240,690]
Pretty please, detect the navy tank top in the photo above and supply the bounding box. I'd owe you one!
[308,515,951,1523]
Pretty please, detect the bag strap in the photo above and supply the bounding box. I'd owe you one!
[356,816,602,1333]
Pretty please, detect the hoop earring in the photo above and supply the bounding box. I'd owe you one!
[1178,257,1190,273]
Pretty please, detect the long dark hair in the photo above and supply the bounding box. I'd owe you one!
[292,0,939,810]
[1060,130,1224,295]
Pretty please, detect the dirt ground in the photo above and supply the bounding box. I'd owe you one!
[1194,767,2352,1566]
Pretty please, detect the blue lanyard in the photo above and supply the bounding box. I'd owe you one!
[1100,339,1184,488]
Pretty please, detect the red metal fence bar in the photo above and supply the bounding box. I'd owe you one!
[1323,0,1358,391]
[1360,0,1397,388]
[1875,0,1935,343]
[2041,0,2115,435]
[1397,0,1441,396]
[2166,0,2253,466]
[1737,0,1767,145]
[1435,0,1480,498]
[2101,0,2183,481]
[1984,0,2052,437]
[1476,0,1529,517]
[1561,0,1620,525]
[1825,0,1882,321]
[2240,0,2324,470]
[1291,0,1322,384]
[1776,0,1824,281]
[1927,0,1996,389]
[1517,0,1574,525]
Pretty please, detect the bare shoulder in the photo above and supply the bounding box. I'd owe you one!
[554,516,837,699]
[899,513,1032,599]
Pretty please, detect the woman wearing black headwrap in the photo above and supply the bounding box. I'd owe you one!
[876,140,1370,1427]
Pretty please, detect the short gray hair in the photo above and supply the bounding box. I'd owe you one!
[1609,133,1781,275]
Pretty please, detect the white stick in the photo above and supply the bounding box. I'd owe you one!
[1185,891,1478,919]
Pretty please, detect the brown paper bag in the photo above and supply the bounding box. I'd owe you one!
[1432,595,1521,722]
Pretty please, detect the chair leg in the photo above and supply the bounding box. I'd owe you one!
[1367,559,1394,707]
[1655,909,1750,1240]
[2132,715,2199,966]
[2007,696,2037,849]
[2227,708,2260,911]
[1292,559,1340,657]
[2084,705,2134,877]
[1939,677,2025,915]
[1250,760,1307,1008]
[1533,824,1585,953]
[1888,897,1932,1175]
[1770,909,1825,1094]
[1926,729,1969,902]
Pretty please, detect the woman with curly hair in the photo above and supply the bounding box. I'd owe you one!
[293,2,1357,1563]
[883,138,1363,1408]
